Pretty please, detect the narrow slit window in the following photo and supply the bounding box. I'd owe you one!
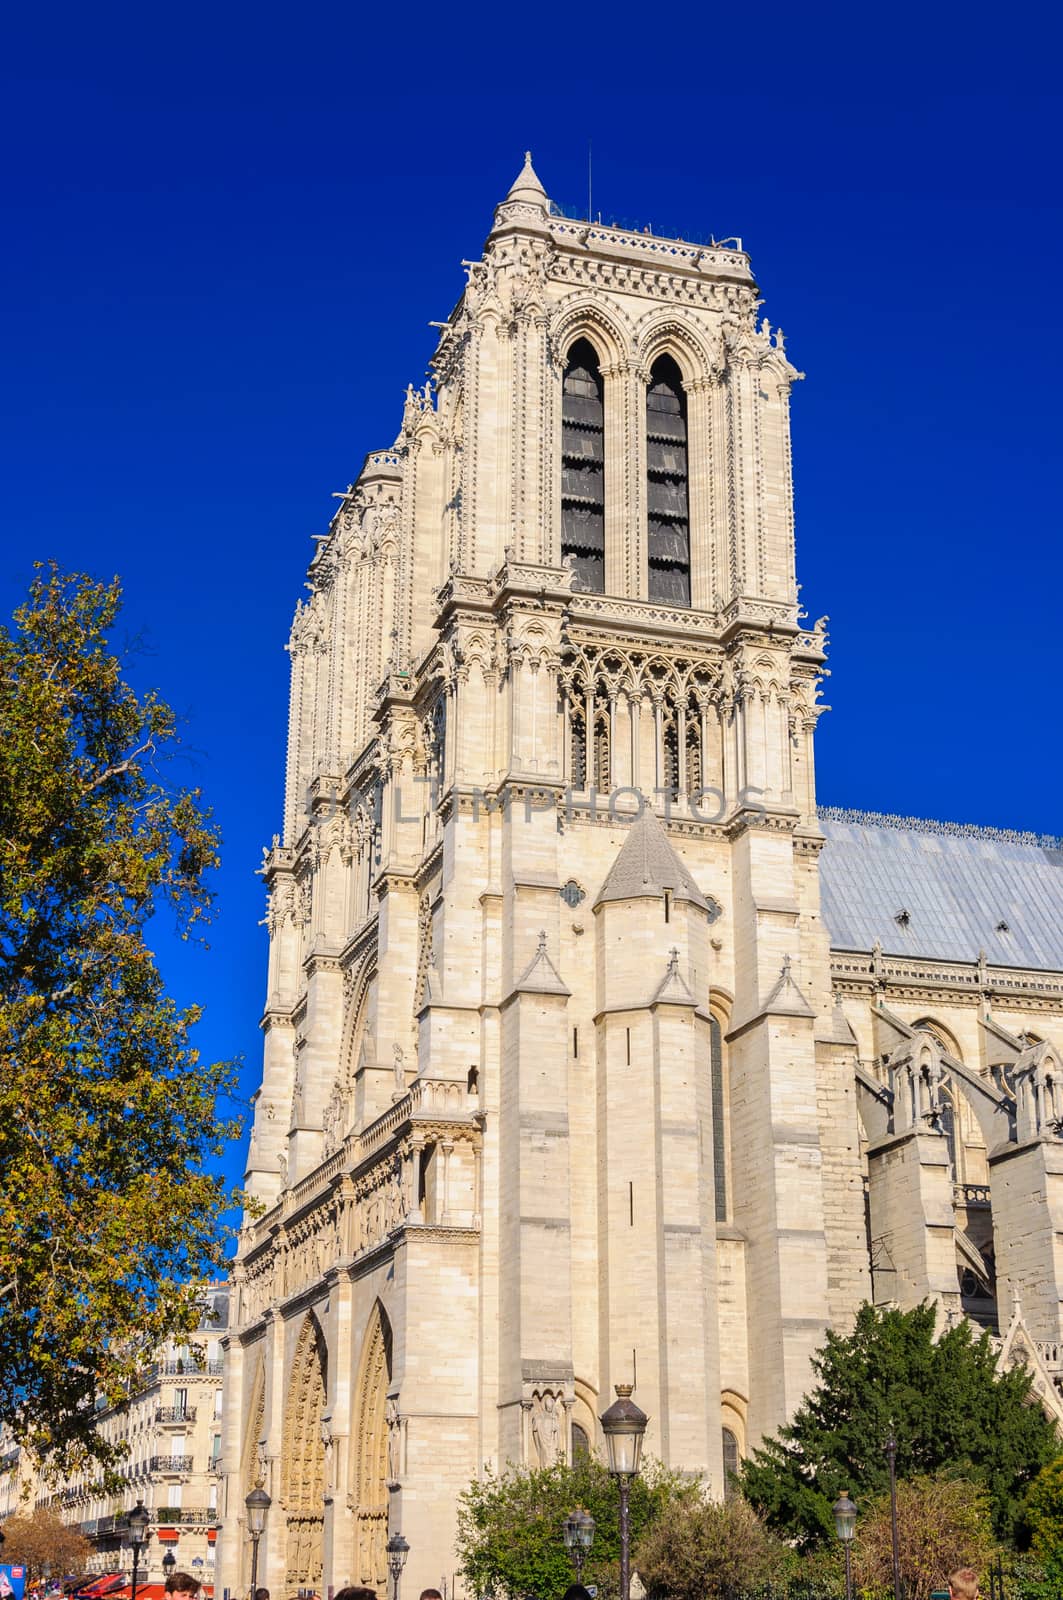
[646,355,690,606]
[710,1015,728,1222]
[561,339,605,594]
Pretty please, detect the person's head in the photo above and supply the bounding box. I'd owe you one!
[562,1587,594,1600]
[254,1589,270,1600]
[333,1588,376,1600]
[164,1576,200,1600]
[948,1570,979,1600]
[419,1591,443,1600]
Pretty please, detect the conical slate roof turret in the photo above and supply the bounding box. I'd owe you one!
[595,808,708,911]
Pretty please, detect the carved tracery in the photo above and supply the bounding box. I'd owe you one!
[351,1300,393,1594]
[282,1314,328,1592]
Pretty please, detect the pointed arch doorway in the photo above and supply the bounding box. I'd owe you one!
[283,1314,328,1592]
[351,1301,393,1594]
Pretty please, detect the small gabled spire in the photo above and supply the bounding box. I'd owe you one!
[504,150,549,208]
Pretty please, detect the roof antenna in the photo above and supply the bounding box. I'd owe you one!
[588,139,592,225]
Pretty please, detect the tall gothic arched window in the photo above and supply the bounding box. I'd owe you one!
[646,355,690,606]
[569,705,587,790]
[662,713,680,801]
[594,710,611,792]
[561,339,606,594]
[722,1427,740,1499]
[685,713,702,795]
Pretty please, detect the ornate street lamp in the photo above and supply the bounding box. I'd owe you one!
[245,1482,271,1600]
[599,1384,648,1600]
[832,1489,857,1600]
[562,1508,595,1582]
[127,1502,150,1600]
[386,1533,410,1600]
[162,1550,177,1586]
[884,1429,902,1600]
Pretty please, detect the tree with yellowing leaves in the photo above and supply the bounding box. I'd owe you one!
[0,564,239,1471]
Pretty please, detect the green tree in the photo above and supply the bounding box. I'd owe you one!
[456,1455,697,1600]
[0,1507,92,1580]
[852,1474,997,1600]
[635,1492,792,1600]
[1022,1453,1063,1591]
[0,564,239,1470]
[740,1302,1058,1547]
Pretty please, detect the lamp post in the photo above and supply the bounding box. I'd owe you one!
[884,1429,902,1600]
[386,1533,410,1600]
[599,1384,648,1600]
[162,1550,177,1587]
[245,1482,271,1600]
[832,1490,857,1600]
[127,1502,149,1600]
[562,1508,595,1583]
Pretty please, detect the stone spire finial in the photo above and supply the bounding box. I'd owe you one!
[504,151,549,208]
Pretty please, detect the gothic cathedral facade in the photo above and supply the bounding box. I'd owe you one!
[219,158,1063,1600]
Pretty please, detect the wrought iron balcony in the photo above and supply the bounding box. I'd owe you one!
[149,1454,193,1473]
[155,1406,197,1424]
[153,1508,214,1526]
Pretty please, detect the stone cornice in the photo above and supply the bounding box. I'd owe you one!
[831,948,1063,1006]
[723,804,800,841]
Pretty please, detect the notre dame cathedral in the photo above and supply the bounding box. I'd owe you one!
[218,157,1063,1600]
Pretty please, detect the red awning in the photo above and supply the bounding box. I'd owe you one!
[75,1578,125,1598]
[108,1587,213,1600]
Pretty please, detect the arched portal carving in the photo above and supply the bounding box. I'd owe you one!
[282,1314,328,1592]
[351,1300,393,1593]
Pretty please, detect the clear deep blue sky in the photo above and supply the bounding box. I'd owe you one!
[3,4,1062,1193]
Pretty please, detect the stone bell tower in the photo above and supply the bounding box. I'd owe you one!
[220,156,867,1600]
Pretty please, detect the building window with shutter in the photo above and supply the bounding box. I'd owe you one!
[646,355,690,606]
[561,340,605,594]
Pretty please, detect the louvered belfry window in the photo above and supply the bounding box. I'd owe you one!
[561,339,606,594]
[646,355,691,606]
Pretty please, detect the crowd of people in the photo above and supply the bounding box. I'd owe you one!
[190,1567,985,1600]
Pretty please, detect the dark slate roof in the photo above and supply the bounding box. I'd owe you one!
[595,808,708,910]
[818,808,1063,972]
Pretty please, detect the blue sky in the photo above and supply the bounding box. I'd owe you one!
[3,3,1061,1197]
